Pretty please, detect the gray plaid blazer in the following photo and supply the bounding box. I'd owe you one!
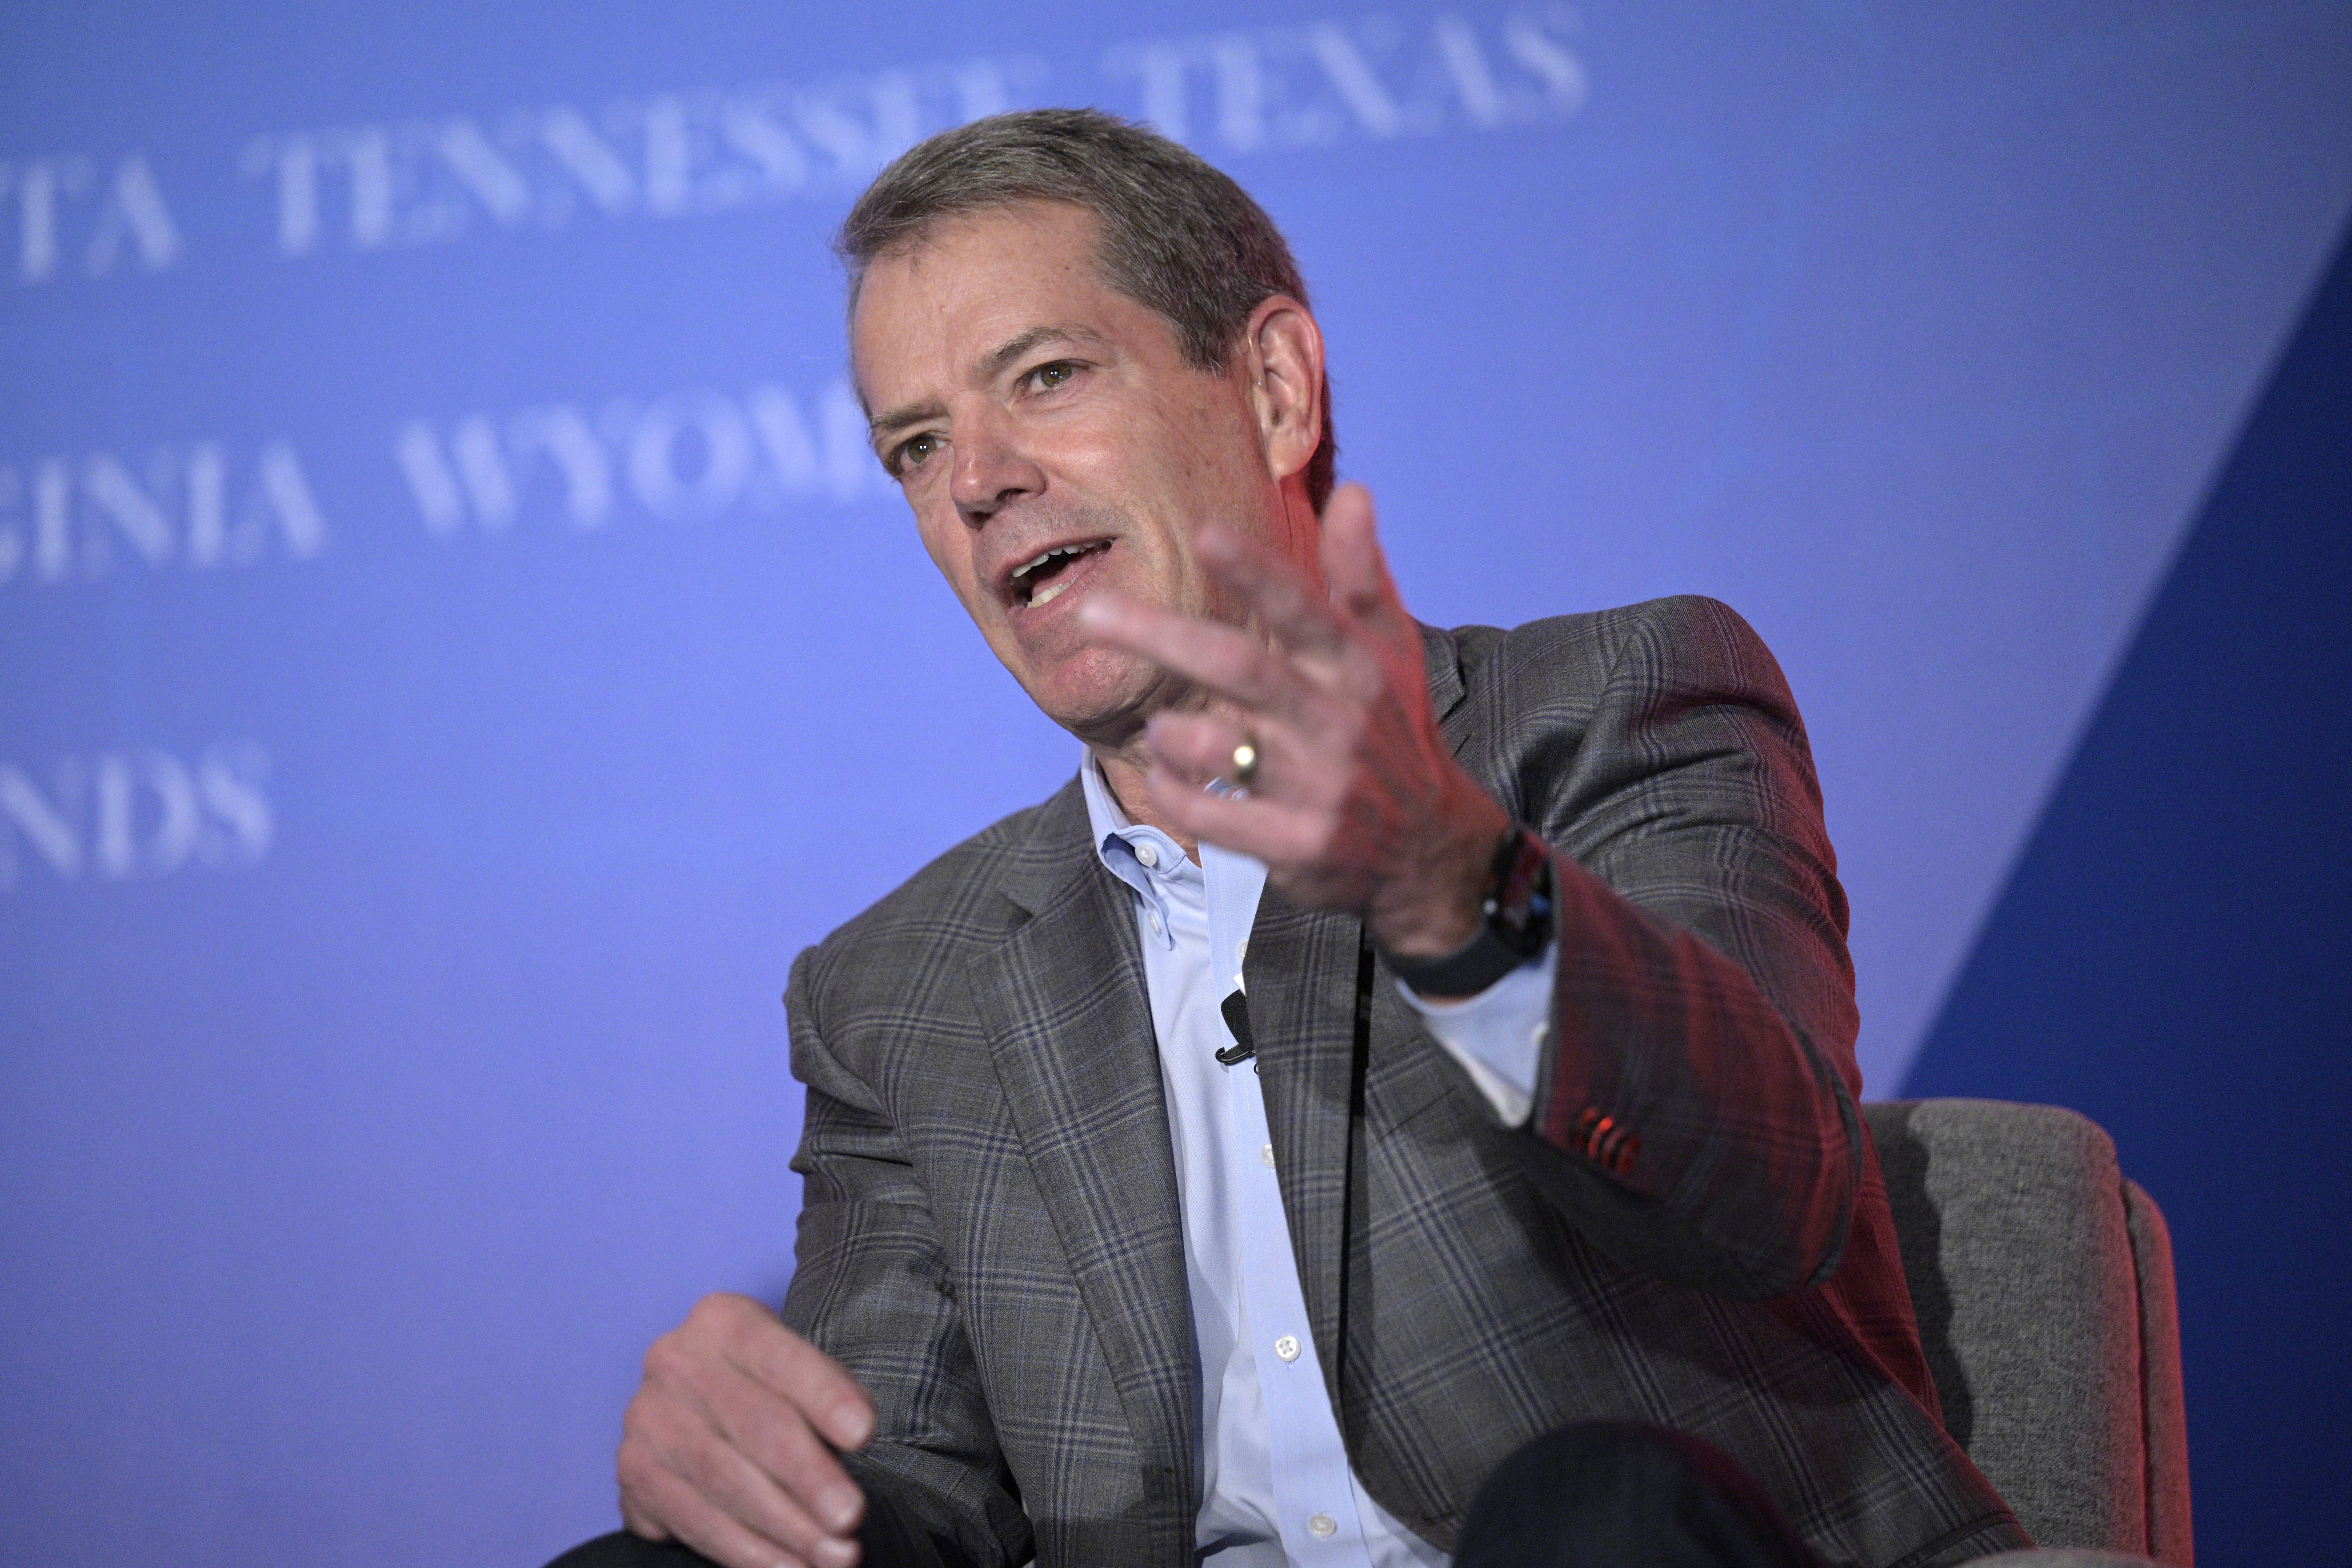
[780,597,2027,1568]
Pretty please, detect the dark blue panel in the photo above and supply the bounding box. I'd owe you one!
[1907,224,2352,1565]
[5,4,2350,1560]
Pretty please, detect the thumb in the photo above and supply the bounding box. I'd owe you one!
[1320,482,1408,631]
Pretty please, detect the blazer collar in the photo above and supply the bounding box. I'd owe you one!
[992,775,1101,919]
[1420,619,1469,733]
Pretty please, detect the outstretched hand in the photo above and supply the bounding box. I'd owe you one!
[1077,482,1509,963]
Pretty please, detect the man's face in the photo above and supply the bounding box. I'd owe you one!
[852,200,1310,745]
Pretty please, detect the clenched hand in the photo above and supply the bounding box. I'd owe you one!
[617,1292,877,1568]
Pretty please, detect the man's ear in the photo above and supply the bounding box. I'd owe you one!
[1240,295,1326,486]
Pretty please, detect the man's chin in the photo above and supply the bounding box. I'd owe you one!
[1017,649,1179,749]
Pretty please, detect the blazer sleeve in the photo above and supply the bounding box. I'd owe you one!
[778,947,1032,1568]
[1477,596,1865,1301]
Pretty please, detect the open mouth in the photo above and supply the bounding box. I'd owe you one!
[1008,540,1112,609]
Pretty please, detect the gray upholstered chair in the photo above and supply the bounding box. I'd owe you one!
[1862,1099,2193,1567]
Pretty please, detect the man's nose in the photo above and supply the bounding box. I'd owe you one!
[949,414,1046,523]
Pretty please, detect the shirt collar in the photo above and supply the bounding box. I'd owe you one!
[1078,750,1270,978]
[1079,750,1192,876]
[1079,751,1195,950]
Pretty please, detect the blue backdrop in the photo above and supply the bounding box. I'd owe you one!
[4,3,2347,1564]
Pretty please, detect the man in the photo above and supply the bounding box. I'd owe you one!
[560,110,2026,1568]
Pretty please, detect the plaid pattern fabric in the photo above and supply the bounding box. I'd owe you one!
[780,596,2028,1568]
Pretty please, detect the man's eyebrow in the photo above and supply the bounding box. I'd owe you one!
[981,323,1108,377]
[866,324,1112,446]
[868,397,946,444]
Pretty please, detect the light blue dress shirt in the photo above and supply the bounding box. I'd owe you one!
[1078,756,1559,1568]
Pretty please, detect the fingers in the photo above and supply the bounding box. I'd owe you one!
[713,1368,868,1537]
[1192,523,1353,660]
[617,1294,873,1568]
[726,1302,876,1453]
[1135,712,1344,868]
[1079,485,1413,718]
[1139,759,1327,868]
[620,1384,842,1568]
[689,1425,854,1568]
[1317,483,1410,634]
[1144,708,1334,806]
[1078,594,1304,718]
[1142,709,1250,790]
[622,1420,842,1568]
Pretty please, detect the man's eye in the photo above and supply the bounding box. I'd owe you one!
[895,434,941,472]
[1031,361,1077,390]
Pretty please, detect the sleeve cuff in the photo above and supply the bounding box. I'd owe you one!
[1395,938,1556,1127]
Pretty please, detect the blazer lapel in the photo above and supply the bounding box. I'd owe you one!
[1420,619,1475,759]
[968,784,1199,1562]
[1243,890,1366,1397]
[1253,625,1477,1405]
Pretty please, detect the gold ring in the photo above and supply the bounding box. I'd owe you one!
[1230,738,1260,789]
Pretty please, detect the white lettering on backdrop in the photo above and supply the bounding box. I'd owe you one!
[236,7,1585,259]
[0,442,328,587]
[1,9,1590,282]
[394,380,874,535]
[239,58,1038,257]
[0,744,273,890]
[0,5,1592,580]
[0,151,182,282]
[1105,7,1585,150]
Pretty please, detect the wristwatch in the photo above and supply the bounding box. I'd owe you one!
[1383,825,1556,998]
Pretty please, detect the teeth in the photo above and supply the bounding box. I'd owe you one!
[1011,542,1097,581]
[1030,576,1076,607]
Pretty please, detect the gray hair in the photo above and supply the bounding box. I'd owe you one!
[836,108,1337,511]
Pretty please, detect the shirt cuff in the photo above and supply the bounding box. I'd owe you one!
[1395,938,1556,1127]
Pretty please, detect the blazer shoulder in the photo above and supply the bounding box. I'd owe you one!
[794,778,1081,1002]
[1441,596,1810,828]
[1451,594,1788,706]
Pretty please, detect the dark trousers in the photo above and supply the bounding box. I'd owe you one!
[548,1420,1827,1568]
[1451,1420,1827,1568]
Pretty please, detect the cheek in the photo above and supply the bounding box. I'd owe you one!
[910,499,973,591]
[912,506,1018,636]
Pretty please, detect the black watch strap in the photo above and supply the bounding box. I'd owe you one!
[1384,826,1556,998]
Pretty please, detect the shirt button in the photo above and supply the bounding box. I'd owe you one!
[1148,911,1163,934]
[1134,842,1158,868]
[1307,1513,1337,1539]
[1274,1334,1300,1362]
[1260,1143,1275,1169]
[1236,937,1248,962]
